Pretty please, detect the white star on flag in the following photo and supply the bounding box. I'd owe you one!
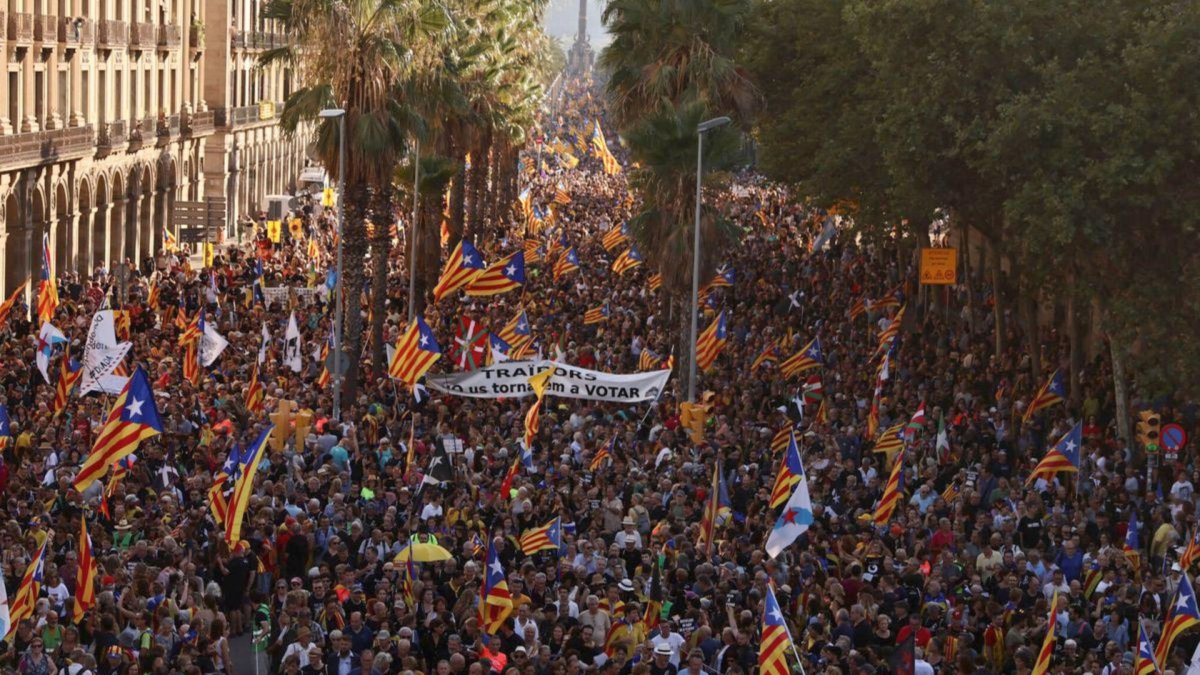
[127,397,145,419]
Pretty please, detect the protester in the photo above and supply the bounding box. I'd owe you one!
[0,76,1197,675]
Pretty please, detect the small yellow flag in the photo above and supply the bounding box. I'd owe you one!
[203,242,214,268]
[528,366,557,400]
[322,187,335,207]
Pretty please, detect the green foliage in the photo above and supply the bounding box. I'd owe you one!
[744,0,1200,397]
[625,102,746,294]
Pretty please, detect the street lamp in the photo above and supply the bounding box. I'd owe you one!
[408,135,420,323]
[319,107,346,421]
[688,115,732,403]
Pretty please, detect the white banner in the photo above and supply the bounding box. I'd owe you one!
[262,286,322,307]
[80,311,132,395]
[426,360,671,403]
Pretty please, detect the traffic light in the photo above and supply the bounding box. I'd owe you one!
[1137,410,1161,451]
[679,402,711,445]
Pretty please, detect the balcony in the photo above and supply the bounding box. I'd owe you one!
[127,116,156,148]
[8,12,33,45]
[59,17,94,46]
[33,14,56,42]
[156,114,180,144]
[157,24,180,49]
[0,126,95,171]
[216,103,281,129]
[181,109,215,137]
[129,21,155,50]
[188,24,203,50]
[96,120,128,155]
[96,19,127,48]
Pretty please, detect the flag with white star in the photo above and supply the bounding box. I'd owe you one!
[388,316,443,387]
[72,367,163,492]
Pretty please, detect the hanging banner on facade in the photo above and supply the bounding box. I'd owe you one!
[426,360,671,403]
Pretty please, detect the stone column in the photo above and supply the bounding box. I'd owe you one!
[109,196,125,266]
[22,52,40,132]
[0,22,10,134]
[75,208,93,274]
[69,40,86,127]
[45,45,62,130]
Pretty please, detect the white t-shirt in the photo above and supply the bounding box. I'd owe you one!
[650,632,686,666]
[45,581,71,607]
[420,503,444,521]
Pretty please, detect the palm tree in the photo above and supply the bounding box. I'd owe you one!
[261,0,449,404]
[599,0,760,131]
[624,102,744,374]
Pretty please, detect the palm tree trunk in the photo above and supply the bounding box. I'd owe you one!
[340,180,371,407]
[489,139,505,225]
[450,146,467,246]
[418,189,442,309]
[369,186,392,378]
[477,134,493,229]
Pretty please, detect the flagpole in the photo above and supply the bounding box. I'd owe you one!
[771,582,807,675]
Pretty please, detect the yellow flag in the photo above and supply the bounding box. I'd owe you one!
[203,242,214,268]
[529,365,557,400]
[322,187,335,207]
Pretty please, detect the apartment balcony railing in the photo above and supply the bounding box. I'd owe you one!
[8,12,33,44]
[188,25,203,50]
[33,14,56,42]
[129,21,155,49]
[59,17,94,45]
[127,116,156,147]
[181,109,215,136]
[97,120,129,155]
[157,24,180,49]
[96,19,127,48]
[0,126,94,171]
[216,103,281,129]
[156,114,180,144]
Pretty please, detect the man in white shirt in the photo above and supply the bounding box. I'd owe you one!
[555,588,580,619]
[649,621,686,667]
[614,519,643,549]
[512,603,539,643]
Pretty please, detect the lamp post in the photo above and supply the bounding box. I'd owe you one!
[318,107,346,421]
[688,116,732,403]
[408,135,420,323]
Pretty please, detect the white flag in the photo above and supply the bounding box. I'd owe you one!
[1189,640,1200,675]
[200,324,229,367]
[765,454,814,559]
[0,562,10,638]
[283,313,302,372]
[259,322,271,365]
[80,310,132,395]
[35,322,67,384]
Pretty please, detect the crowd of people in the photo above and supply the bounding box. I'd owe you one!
[0,77,1197,675]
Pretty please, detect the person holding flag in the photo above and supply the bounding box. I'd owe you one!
[72,367,164,492]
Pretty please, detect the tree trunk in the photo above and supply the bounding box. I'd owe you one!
[416,185,443,313]
[340,180,371,410]
[961,220,975,335]
[1110,331,1131,446]
[475,134,493,234]
[1018,274,1041,376]
[368,186,392,378]
[449,141,467,246]
[1066,270,1083,406]
[987,239,1005,359]
[674,295,695,401]
[488,139,504,226]
[465,138,485,242]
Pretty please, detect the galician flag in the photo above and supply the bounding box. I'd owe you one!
[765,452,814,559]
